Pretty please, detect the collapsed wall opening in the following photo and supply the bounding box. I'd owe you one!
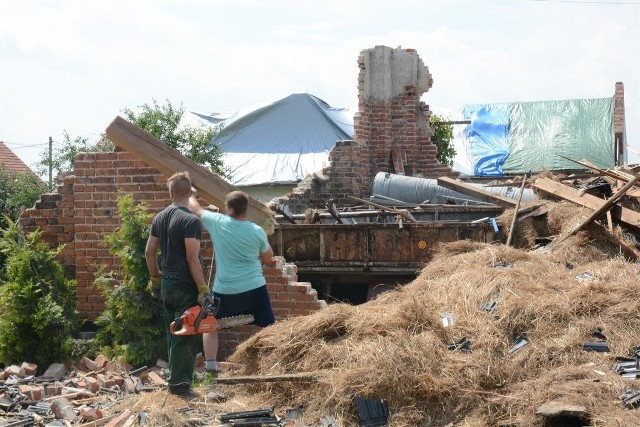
[297,273,413,306]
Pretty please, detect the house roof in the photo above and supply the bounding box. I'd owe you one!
[0,141,33,174]
[183,93,354,186]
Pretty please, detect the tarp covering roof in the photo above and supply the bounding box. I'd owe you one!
[184,93,354,186]
[449,96,616,176]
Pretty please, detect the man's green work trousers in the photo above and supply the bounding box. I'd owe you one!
[161,276,199,387]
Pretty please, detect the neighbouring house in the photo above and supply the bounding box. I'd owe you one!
[0,141,35,174]
[182,93,354,203]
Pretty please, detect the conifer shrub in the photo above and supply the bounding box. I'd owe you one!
[0,221,78,370]
[94,194,165,367]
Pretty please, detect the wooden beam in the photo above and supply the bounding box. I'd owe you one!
[105,116,276,234]
[506,175,527,247]
[391,147,405,175]
[553,177,638,247]
[533,177,640,230]
[557,155,640,187]
[437,177,517,208]
[215,372,322,384]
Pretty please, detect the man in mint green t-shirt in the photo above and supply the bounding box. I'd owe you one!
[188,190,275,372]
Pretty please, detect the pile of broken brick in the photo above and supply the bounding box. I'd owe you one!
[0,354,172,426]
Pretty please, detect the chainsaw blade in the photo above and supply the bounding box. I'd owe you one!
[217,314,254,329]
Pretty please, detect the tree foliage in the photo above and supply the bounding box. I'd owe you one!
[37,131,113,189]
[0,165,48,230]
[123,99,229,178]
[0,221,78,371]
[94,194,165,367]
[430,114,456,167]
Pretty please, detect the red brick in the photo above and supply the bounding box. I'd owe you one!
[18,384,43,400]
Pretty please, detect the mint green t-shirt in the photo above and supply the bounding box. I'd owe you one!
[201,210,269,294]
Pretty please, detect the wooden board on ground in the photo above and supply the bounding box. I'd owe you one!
[105,116,276,234]
[533,177,640,230]
[437,177,518,208]
[216,372,322,385]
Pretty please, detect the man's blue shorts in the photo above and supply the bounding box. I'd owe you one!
[213,285,275,327]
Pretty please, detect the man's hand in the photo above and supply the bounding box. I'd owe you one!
[197,283,212,306]
[149,276,161,300]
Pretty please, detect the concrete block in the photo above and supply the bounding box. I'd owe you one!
[51,397,77,421]
[42,363,66,380]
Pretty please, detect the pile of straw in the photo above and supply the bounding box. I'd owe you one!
[230,218,640,425]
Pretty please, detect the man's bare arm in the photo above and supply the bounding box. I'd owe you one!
[260,246,274,266]
[145,236,161,277]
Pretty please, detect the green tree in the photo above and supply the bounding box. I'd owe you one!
[0,221,78,371]
[430,114,456,167]
[0,166,48,276]
[0,165,48,230]
[123,99,229,178]
[94,194,165,367]
[36,131,113,189]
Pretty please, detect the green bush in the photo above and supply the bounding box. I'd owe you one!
[430,114,456,167]
[94,194,165,367]
[0,221,78,371]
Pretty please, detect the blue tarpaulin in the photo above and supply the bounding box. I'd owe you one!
[453,96,615,176]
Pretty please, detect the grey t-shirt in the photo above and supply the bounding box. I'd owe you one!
[150,205,201,284]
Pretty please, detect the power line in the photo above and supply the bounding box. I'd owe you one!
[2,140,64,149]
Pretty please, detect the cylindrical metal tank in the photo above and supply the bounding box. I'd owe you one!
[371,172,536,205]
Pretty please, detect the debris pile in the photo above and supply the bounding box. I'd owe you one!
[230,238,640,425]
[226,168,640,426]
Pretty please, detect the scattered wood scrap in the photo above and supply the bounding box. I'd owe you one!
[533,177,640,230]
[552,177,639,247]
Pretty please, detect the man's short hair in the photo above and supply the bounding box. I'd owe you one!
[226,191,248,215]
[167,172,192,200]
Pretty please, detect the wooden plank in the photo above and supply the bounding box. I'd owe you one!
[216,372,322,385]
[391,147,405,175]
[348,195,417,223]
[105,116,276,234]
[553,177,638,247]
[437,177,517,208]
[532,177,640,230]
[558,155,640,188]
[506,175,527,247]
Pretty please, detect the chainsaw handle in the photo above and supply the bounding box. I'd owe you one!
[194,297,221,332]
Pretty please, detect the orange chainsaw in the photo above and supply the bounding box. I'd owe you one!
[170,297,254,336]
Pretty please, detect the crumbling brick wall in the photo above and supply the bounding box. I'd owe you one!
[271,46,458,213]
[19,147,326,357]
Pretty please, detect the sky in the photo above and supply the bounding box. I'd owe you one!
[1,0,639,172]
